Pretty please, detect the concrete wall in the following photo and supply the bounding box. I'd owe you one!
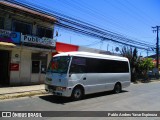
[8,46,53,85]
[9,48,31,85]
[0,8,55,86]
[0,10,54,35]
[10,49,21,85]
[20,50,31,85]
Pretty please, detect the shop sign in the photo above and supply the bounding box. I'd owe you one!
[0,29,20,43]
[10,63,19,71]
[21,34,56,47]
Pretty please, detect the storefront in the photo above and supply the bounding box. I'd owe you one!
[0,1,57,86]
[0,29,20,86]
[18,34,56,85]
[0,29,56,86]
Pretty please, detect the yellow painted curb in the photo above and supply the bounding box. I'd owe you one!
[0,90,47,100]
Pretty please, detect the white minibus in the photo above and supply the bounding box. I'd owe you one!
[45,52,131,100]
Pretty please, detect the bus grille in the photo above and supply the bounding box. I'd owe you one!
[48,85,56,91]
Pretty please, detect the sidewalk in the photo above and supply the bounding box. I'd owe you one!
[0,84,47,100]
[134,78,160,84]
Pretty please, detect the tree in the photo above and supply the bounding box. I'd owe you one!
[121,47,132,61]
[121,47,155,82]
[138,58,154,79]
[131,48,139,82]
[121,47,140,82]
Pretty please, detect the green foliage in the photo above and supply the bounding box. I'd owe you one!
[139,58,154,71]
[138,58,154,79]
[121,47,139,82]
[121,47,155,82]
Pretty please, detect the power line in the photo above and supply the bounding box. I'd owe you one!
[13,0,154,47]
[4,0,155,51]
[64,0,143,36]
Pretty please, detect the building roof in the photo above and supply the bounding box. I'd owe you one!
[0,1,57,23]
[147,54,160,59]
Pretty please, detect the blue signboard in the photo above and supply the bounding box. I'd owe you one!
[0,29,20,44]
[21,34,56,47]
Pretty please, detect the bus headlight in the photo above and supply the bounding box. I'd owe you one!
[56,86,66,91]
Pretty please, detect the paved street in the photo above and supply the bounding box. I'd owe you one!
[0,81,160,120]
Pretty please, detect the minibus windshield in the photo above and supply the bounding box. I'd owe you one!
[47,56,70,73]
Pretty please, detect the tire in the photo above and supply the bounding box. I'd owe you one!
[71,87,83,100]
[114,83,121,94]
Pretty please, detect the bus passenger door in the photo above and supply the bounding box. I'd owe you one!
[84,73,106,94]
[84,58,106,94]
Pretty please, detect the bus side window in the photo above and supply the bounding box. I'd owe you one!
[70,57,86,73]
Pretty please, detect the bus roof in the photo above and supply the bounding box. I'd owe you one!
[54,52,129,61]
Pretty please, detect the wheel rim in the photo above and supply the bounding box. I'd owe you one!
[73,88,82,99]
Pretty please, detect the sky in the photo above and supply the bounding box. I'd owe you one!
[16,0,160,56]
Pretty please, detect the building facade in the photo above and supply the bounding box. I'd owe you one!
[0,1,56,86]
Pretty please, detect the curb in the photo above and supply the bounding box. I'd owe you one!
[131,80,160,85]
[0,90,47,100]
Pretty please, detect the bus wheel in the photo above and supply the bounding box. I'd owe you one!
[71,87,83,100]
[114,83,121,94]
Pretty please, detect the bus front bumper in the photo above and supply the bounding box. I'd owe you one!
[45,84,72,97]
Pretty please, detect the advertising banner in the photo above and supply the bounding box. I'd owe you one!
[0,29,20,43]
[10,63,19,71]
[21,34,56,47]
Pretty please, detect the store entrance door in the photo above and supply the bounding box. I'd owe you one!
[31,60,41,84]
[0,50,10,86]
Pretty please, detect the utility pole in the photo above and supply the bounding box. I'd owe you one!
[107,44,109,51]
[152,26,160,69]
[147,49,148,58]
